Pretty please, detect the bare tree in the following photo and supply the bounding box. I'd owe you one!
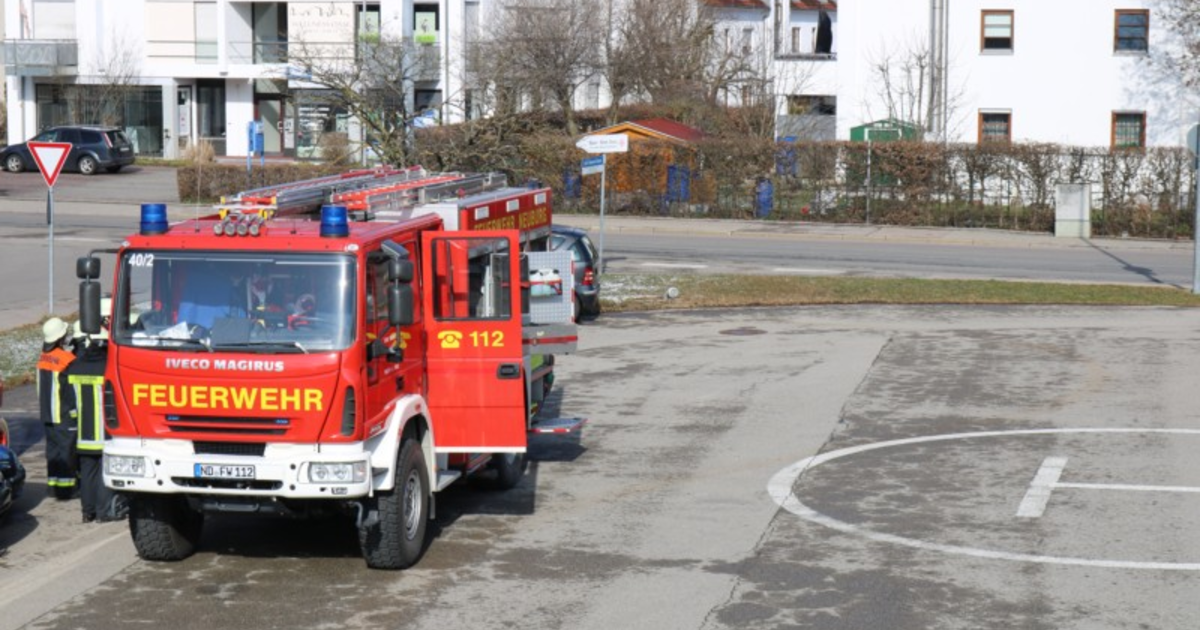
[1157,0,1200,88]
[865,33,967,140]
[476,0,604,136]
[286,33,429,166]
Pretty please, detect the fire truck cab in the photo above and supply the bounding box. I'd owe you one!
[76,168,581,569]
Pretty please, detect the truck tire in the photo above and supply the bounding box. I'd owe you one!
[128,495,204,561]
[359,439,429,569]
[489,453,526,490]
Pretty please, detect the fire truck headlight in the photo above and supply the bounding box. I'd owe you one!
[308,462,366,484]
[106,455,148,478]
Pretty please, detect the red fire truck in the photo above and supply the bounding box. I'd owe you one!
[75,167,582,569]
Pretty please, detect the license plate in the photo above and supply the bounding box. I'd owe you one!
[194,463,255,480]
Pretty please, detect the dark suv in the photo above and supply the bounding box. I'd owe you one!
[550,225,601,320]
[2,125,135,175]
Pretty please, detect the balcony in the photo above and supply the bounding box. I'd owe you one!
[407,42,441,82]
[2,40,79,76]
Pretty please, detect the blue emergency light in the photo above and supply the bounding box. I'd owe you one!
[320,205,350,238]
[140,203,169,235]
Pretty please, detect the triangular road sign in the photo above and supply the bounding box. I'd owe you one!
[28,141,73,188]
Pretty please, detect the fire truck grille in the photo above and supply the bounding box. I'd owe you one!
[193,441,267,457]
[166,415,290,437]
[172,477,283,491]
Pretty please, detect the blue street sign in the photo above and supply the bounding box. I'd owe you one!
[581,155,605,176]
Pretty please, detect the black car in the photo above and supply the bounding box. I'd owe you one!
[0,418,25,524]
[550,225,601,320]
[2,125,135,175]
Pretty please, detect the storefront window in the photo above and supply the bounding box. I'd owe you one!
[294,90,349,160]
[34,84,164,156]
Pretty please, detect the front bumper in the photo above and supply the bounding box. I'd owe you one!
[103,437,372,500]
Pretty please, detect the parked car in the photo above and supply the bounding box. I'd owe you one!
[2,125,135,175]
[550,225,601,320]
[0,377,26,523]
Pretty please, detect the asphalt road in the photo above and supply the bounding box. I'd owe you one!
[5,305,1200,629]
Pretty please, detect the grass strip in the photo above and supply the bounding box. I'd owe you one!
[599,274,1200,312]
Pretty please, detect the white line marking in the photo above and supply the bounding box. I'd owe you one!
[55,237,112,243]
[1016,456,1068,518]
[768,428,1200,570]
[641,262,708,269]
[1056,482,1200,493]
[771,267,843,275]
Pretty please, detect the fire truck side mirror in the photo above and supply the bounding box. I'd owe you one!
[76,256,100,280]
[79,282,102,335]
[388,284,414,327]
[388,259,414,283]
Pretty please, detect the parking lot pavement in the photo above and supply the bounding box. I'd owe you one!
[0,165,181,206]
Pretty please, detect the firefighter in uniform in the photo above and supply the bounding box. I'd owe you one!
[68,318,117,522]
[38,317,78,499]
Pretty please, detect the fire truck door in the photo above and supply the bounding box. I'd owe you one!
[421,232,525,451]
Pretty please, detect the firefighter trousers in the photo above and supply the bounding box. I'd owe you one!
[78,453,116,521]
[45,423,79,499]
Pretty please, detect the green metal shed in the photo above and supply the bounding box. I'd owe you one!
[849,119,919,142]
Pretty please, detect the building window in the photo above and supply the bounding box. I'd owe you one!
[741,28,753,55]
[414,4,439,45]
[358,3,381,42]
[979,111,1011,143]
[981,10,1013,51]
[195,1,217,64]
[1112,112,1146,149]
[787,95,836,116]
[1115,10,1148,52]
[791,26,801,54]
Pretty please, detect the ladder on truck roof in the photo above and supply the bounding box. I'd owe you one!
[217,166,430,218]
[333,172,509,215]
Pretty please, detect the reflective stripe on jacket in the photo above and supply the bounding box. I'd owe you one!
[69,374,105,452]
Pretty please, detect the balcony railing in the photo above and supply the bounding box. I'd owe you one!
[3,40,78,76]
[143,38,440,80]
[777,51,837,61]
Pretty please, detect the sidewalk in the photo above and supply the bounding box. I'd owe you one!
[552,214,1195,252]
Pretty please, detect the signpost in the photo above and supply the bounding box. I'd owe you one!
[575,134,629,275]
[1188,123,1200,294]
[28,141,72,314]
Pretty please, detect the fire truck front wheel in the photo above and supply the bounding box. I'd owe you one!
[359,439,429,570]
[128,495,204,561]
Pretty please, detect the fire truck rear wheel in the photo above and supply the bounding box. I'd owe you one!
[360,439,429,570]
[128,495,204,561]
[489,453,526,490]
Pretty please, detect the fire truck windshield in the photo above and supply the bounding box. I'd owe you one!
[115,251,356,352]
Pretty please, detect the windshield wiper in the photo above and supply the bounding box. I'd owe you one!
[131,336,214,352]
[214,341,310,355]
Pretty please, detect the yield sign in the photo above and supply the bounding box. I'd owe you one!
[28,141,72,188]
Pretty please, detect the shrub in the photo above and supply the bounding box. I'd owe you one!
[319,132,354,166]
[181,138,216,164]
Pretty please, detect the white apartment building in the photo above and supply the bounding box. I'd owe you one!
[3,0,474,158]
[834,0,1197,148]
[2,0,1192,159]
